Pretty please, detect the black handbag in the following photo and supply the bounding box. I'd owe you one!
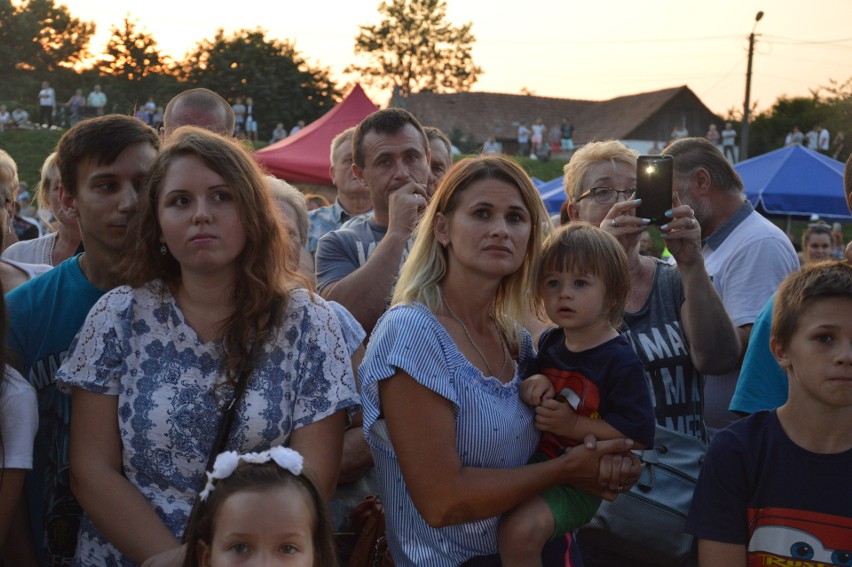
[578,426,706,566]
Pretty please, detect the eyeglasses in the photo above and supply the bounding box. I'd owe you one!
[576,186,637,205]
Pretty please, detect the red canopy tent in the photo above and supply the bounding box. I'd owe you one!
[255,84,379,184]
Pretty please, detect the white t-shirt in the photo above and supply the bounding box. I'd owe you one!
[818,128,830,151]
[38,87,56,107]
[0,366,38,469]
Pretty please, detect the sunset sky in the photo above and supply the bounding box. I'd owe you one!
[61,0,852,116]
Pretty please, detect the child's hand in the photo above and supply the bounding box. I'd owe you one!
[520,374,554,406]
[535,398,579,439]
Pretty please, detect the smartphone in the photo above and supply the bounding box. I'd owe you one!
[636,154,673,225]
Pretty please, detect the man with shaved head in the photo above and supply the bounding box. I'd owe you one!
[161,88,235,140]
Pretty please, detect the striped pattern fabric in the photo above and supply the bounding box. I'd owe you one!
[360,303,539,566]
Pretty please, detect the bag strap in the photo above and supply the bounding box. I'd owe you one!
[204,342,257,473]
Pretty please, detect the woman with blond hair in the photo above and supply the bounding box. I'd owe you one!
[360,154,642,566]
[59,127,358,566]
[3,152,81,266]
[563,140,739,566]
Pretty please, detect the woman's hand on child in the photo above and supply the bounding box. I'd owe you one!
[535,398,579,439]
[519,374,554,406]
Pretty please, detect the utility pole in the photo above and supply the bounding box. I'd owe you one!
[741,11,764,161]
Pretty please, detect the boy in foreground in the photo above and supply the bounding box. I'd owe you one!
[685,260,852,566]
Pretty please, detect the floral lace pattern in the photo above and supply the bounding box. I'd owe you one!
[57,281,358,566]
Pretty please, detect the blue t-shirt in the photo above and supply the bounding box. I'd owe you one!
[5,254,106,563]
[315,214,411,295]
[730,293,788,414]
[686,411,852,562]
[360,303,538,566]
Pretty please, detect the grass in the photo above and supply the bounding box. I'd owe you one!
[0,128,64,191]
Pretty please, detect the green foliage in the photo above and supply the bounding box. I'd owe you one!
[178,28,340,138]
[0,0,94,75]
[349,0,482,96]
[94,18,179,114]
[749,81,852,162]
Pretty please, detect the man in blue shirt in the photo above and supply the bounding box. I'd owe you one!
[306,127,373,254]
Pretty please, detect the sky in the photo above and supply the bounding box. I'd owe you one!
[60,0,852,117]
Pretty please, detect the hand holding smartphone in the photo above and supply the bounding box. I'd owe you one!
[636,155,673,225]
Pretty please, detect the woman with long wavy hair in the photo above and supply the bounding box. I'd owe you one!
[59,127,358,566]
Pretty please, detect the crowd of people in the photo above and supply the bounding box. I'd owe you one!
[515,118,574,160]
[2,83,112,131]
[0,87,850,567]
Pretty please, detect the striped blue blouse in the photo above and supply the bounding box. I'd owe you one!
[360,303,539,566]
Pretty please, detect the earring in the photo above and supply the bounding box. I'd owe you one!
[160,244,167,256]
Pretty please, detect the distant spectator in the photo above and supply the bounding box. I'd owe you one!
[805,125,819,149]
[134,105,149,123]
[548,124,561,153]
[162,88,235,140]
[531,117,545,155]
[517,121,531,157]
[560,118,574,151]
[151,106,164,130]
[670,122,688,141]
[304,193,330,211]
[37,81,56,128]
[832,131,845,160]
[13,200,41,242]
[482,136,501,154]
[788,126,804,146]
[0,105,10,132]
[818,125,831,154]
[244,97,257,141]
[706,124,720,147]
[232,96,246,136]
[290,120,305,136]
[648,140,663,154]
[11,107,32,129]
[87,84,107,116]
[721,122,737,162]
[63,89,86,126]
[143,96,156,115]
[269,123,288,144]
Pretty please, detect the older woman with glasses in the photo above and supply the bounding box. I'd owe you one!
[563,140,740,566]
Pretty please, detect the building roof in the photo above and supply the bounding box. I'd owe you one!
[392,85,718,147]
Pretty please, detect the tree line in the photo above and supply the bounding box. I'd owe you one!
[0,0,481,140]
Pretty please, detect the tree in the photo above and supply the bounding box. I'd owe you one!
[348,0,482,97]
[95,18,178,112]
[97,18,172,82]
[179,28,339,137]
[0,0,94,75]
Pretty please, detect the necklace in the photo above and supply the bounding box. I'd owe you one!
[443,298,508,378]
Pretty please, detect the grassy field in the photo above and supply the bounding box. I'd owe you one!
[0,128,64,191]
[2,128,848,247]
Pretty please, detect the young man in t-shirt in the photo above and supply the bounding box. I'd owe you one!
[3,114,158,564]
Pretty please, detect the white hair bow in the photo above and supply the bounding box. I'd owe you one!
[198,446,304,501]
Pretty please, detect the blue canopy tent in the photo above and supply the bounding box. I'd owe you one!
[735,145,850,222]
[537,176,566,214]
